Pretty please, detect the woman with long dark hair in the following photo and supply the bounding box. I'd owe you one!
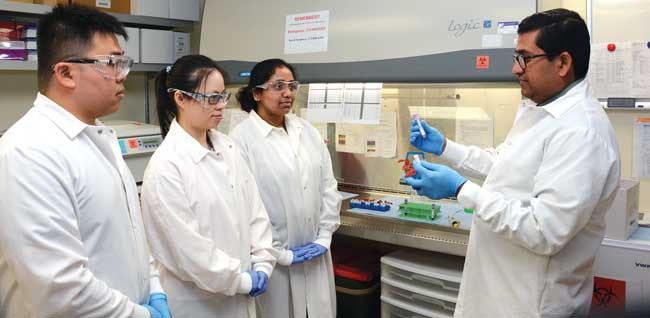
[230,59,340,318]
[140,55,276,318]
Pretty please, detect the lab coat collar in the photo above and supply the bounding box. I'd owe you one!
[249,110,303,137]
[249,110,273,137]
[33,92,92,140]
[167,119,211,164]
[539,78,588,118]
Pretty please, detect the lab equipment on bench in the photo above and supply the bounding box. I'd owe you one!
[398,151,425,185]
[399,200,439,221]
[104,120,161,185]
[349,198,393,212]
[604,179,639,240]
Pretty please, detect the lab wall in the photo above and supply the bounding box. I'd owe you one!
[588,0,650,213]
[0,71,151,130]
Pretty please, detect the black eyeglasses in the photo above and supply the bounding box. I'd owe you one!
[512,53,556,71]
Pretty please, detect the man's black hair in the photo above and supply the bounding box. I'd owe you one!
[37,3,127,91]
[518,8,590,79]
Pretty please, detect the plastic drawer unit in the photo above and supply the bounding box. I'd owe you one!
[381,250,464,318]
[381,296,452,318]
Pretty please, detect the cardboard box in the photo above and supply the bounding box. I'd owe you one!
[169,0,199,21]
[71,0,130,14]
[33,0,69,5]
[605,179,640,240]
[117,27,139,63]
[140,29,173,64]
[131,0,169,18]
[592,227,650,314]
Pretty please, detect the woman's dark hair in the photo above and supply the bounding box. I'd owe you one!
[236,59,297,113]
[518,8,590,79]
[155,55,223,137]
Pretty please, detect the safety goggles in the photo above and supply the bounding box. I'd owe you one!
[256,80,300,93]
[60,55,134,80]
[167,88,231,109]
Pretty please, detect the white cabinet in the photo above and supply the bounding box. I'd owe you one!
[381,250,464,318]
[140,29,174,64]
[118,27,140,63]
[169,0,199,21]
[130,0,169,18]
[173,32,190,61]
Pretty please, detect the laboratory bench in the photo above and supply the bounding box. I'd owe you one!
[335,183,470,257]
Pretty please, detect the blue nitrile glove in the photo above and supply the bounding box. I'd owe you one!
[410,119,445,156]
[246,270,259,295]
[290,245,313,264]
[302,242,327,260]
[404,160,467,199]
[142,304,162,318]
[148,293,172,318]
[249,271,268,297]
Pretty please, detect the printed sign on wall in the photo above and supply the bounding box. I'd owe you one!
[284,10,330,54]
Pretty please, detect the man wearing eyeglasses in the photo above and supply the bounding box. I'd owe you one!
[0,4,170,318]
[405,8,620,318]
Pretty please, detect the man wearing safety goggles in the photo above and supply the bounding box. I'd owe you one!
[0,4,170,318]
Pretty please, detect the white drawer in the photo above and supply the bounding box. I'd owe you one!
[381,250,463,297]
[382,280,456,315]
[381,301,430,318]
[382,276,457,303]
[381,261,460,295]
[381,295,453,318]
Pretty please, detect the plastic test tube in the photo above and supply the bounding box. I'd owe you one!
[414,113,426,138]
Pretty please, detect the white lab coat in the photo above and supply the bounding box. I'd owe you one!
[230,111,341,318]
[140,119,276,318]
[0,93,160,318]
[443,79,620,318]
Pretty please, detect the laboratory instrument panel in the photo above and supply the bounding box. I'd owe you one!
[105,120,162,156]
[118,134,162,156]
[104,120,161,185]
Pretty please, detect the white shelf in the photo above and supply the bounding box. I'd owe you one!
[0,60,167,73]
[0,1,50,14]
[112,12,194,29]
[0,60,37,71]
[603,107,650,111]
[0,1,194,29]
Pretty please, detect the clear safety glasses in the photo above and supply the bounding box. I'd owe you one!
[60,55,134,79]
[256,80,301,93]
[167,88,231,109]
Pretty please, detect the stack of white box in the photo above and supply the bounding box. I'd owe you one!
[381,250,464,318]
[118,0,197,64]
[131,0,200,20]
